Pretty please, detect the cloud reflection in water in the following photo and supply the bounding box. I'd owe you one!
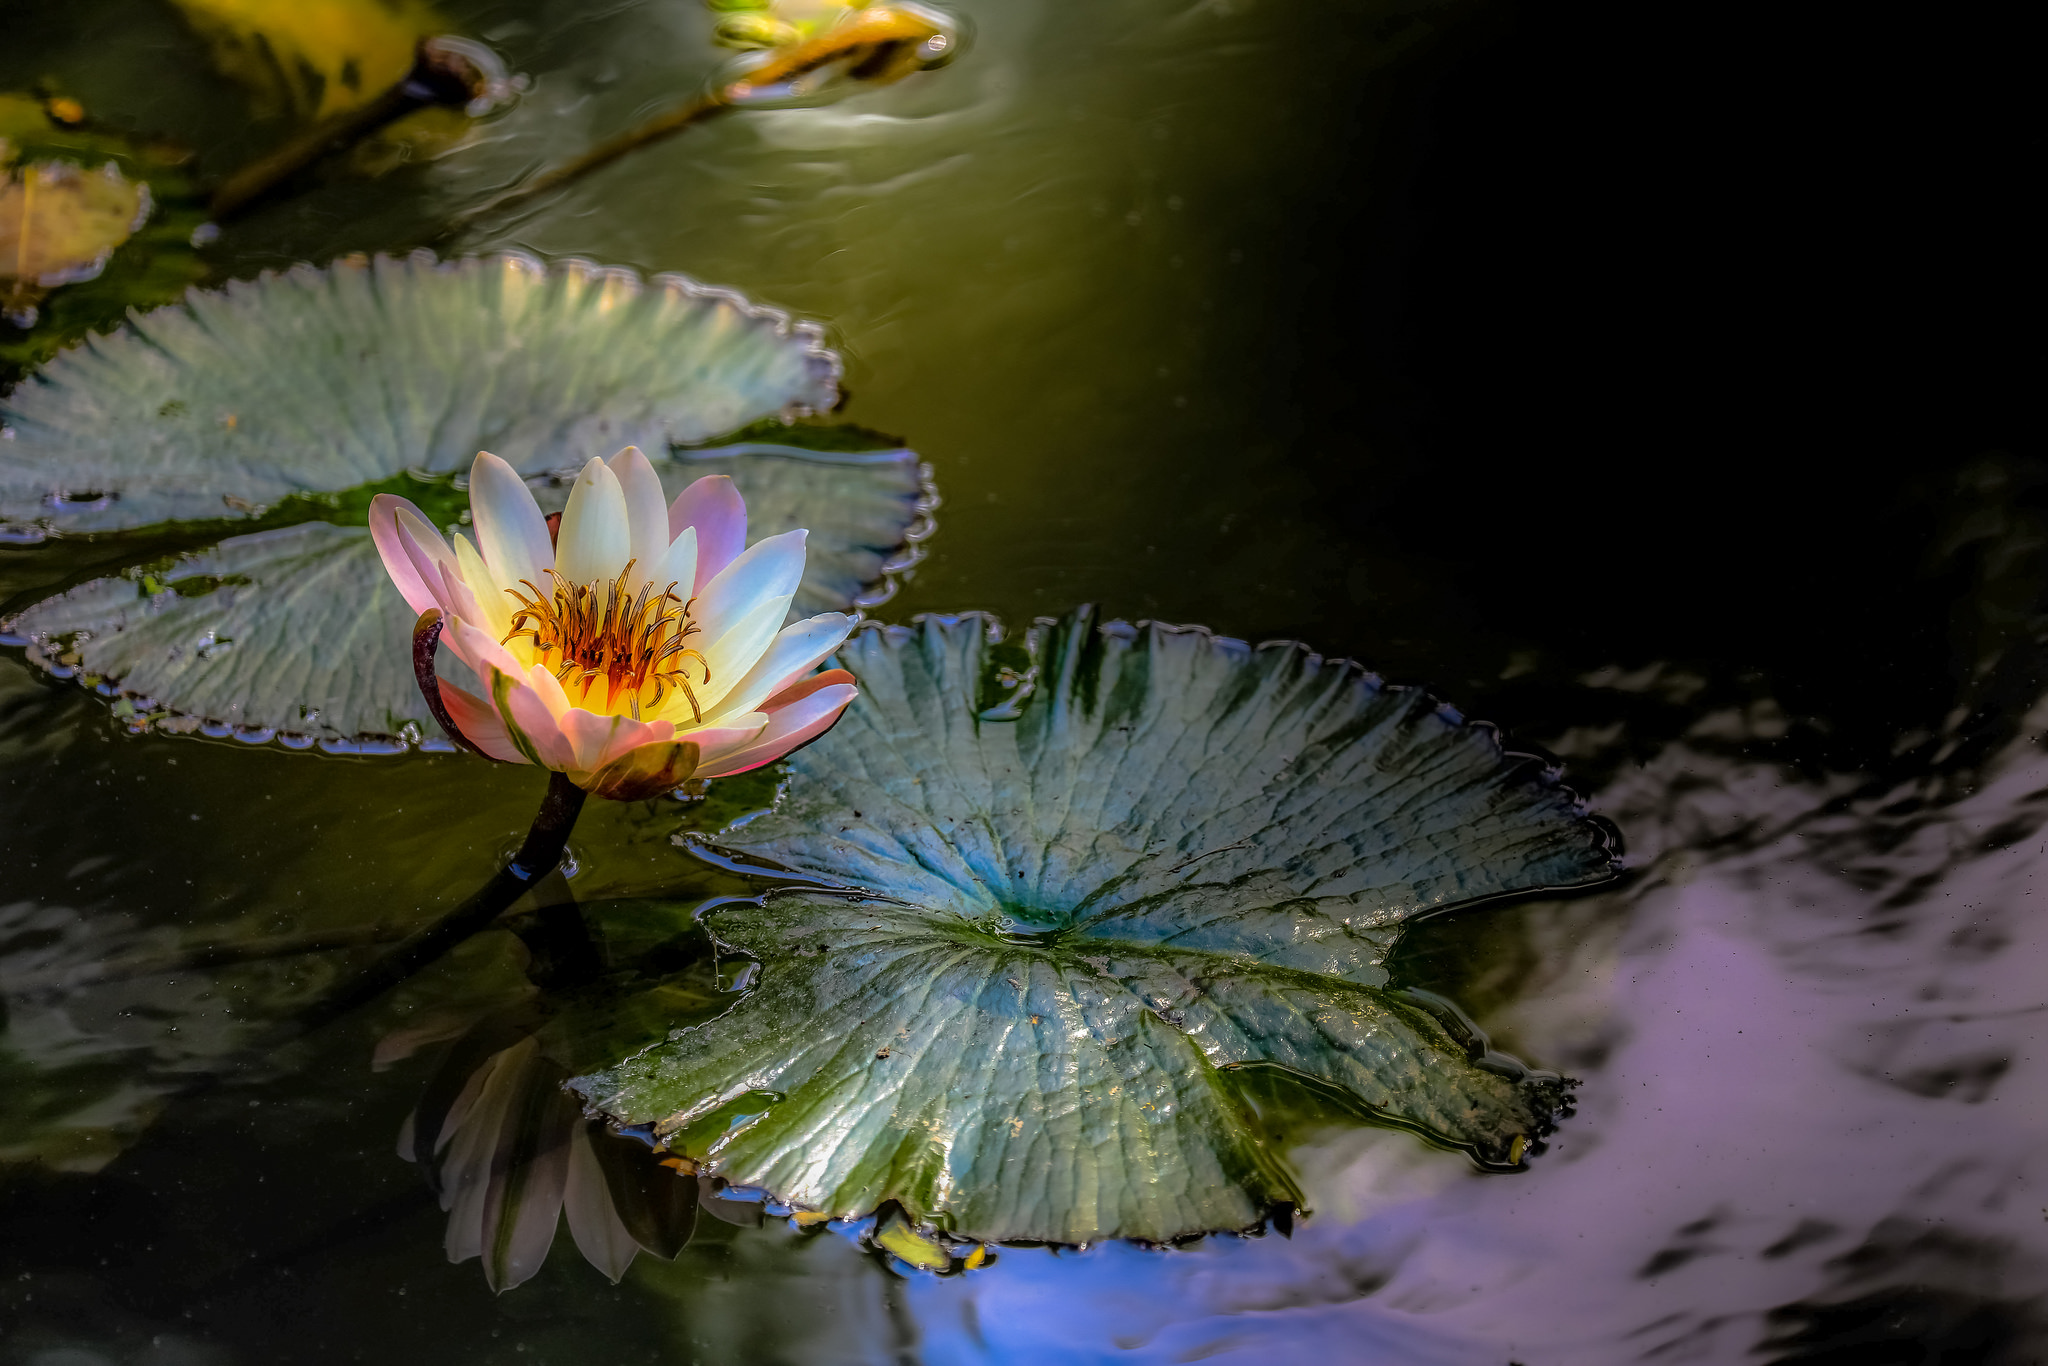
[884,699,2048,1363]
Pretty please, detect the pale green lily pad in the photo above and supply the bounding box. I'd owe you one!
[572,610,1619,1245]
[0,250,932,746]
[1,443,931,745]
[0,251,842,535]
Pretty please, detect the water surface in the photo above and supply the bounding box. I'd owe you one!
[1,1,2038,1362]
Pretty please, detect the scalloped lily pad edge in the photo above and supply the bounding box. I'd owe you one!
[0,248,850,541]
[599,925,1583,1268]
[683,610,1627,891]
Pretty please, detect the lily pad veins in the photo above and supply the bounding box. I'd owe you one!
[573,609,1621,1247]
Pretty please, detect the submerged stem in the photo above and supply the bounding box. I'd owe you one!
[438,92,730,238]
[287,771,587,1039]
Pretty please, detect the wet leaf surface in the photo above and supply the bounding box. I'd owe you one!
[574,609,1618,1244]
[0,252,842,534]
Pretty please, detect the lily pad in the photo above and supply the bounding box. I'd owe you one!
[572,609,1619,1245]
[3,442,930,745]
[0,253,933,748]
[0,94,211,376]
[0,251,843,534]
[0,160,152,322]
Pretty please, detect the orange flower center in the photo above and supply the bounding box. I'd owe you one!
[501,560,709,720]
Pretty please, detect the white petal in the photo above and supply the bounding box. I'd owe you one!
[606,446,670,589]
[469,452,554,593]
[689,529,807,647]
[704,613,852,722]
[563,1124,638,1283]
[452,532,512,643]
[689,595,793,715]
[555,457,632,588]
[656,526,698,600]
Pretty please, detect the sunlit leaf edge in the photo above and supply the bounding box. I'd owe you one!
[0,249,846,539]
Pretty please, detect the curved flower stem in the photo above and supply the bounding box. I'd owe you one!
[413,609,492,756]
[287,771,587,1039]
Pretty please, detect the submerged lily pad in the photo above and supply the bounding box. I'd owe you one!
[0,251,842,534]
[0,94,210,376]
[0,160,152,322]
[573,609,1619,1245]
[0,254,934,748]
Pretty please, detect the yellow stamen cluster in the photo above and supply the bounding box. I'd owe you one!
[502,560,710,721]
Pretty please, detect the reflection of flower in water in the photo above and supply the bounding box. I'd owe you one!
[385,1025,745,1290]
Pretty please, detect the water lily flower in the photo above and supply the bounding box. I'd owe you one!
[370,446,857,800]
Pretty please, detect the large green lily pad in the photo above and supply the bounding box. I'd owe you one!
[0,254,933,747]
[0,251,842,534]
[572,610,1619,1245]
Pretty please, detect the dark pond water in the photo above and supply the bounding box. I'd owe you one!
[0,0,2037,1362]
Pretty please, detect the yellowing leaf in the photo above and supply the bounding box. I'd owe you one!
[1,161,151,325]
[169,0,445,120]
[873,1211,953,1271]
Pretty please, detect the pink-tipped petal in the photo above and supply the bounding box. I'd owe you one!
[470,452,555,592]
[443,615,531,692]
[679,714,770,754]
[487,666,579,771]
[606,446,671,586]
[704,613,853,722]
[667,475,746,593]
[437,678,524,763]
[555,457,632,588]
[693,683,856,779]
[397,524,459,619]
[370,494,446,616]
[760,667,856,713]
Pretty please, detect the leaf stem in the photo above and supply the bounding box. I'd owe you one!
[438,92,730,238]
